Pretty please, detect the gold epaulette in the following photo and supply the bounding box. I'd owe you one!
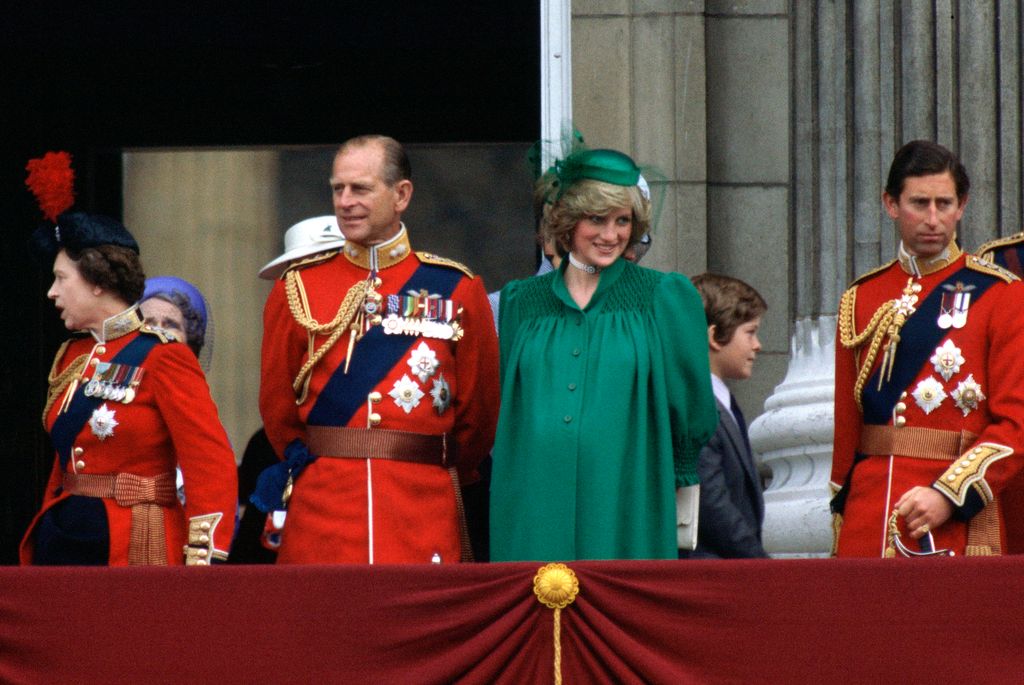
[848,259,897,287]
[139,324,174,344]
[279,249,342,279]
[966,254,1019,283]
[975,231,1024,262]
[416,251,474,278]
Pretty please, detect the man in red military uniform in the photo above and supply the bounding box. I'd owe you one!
[977,231,1024,277]
[830,140,1024,557]
[258,135,499,564]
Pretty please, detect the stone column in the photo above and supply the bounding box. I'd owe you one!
[123,150,279,456]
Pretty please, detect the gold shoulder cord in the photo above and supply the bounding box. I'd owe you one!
[838,278,919,411]
[42,341,87,426]
[285,269,370,402]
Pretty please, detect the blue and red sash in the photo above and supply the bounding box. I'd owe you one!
[307,263,463,426]
[50,334,159,470]
[860,265,997,425]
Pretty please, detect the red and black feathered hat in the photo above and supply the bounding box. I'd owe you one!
[25,151,139,262]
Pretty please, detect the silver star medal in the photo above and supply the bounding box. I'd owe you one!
[912,377,947,415]
[430,374,451,415]
[951,375,985,416]
[389,374,424,414]
[930,339,965,382]
[407,342,440,383]
[89,403,119,440]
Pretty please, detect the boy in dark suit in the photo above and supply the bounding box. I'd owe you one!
[681,273,769,558]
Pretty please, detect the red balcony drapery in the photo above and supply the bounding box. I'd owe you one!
[1,558,1022,683]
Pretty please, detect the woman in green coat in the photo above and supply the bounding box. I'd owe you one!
[490,148,718,561]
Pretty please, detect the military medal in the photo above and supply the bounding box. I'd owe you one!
[89,403,119,440]
[407,342,440,383]
[430,374,451,415]
[930,339,965,382]
[911,377,947,415]
[381,289,464,341]
[389,374,424,414]
[951,375,985,416]
[938,282,974,329]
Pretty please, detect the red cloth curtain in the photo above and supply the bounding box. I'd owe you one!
[1,559,1022,684]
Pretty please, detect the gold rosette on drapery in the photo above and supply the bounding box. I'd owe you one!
[533,563,580,685]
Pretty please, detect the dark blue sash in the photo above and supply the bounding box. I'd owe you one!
[861,266,997,425]
[50,334,159,470]
[307,263,463,426]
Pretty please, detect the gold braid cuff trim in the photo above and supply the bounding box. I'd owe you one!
[285,270,369,396]
[534,563,579,685]
[830,513,842,557]
[184,512,228,565]
[933,442,1012,506]
[965,497,1001,556]
[42,341,87,426]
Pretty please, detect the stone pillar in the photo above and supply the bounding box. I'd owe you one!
[749,317,835,557]
[123,150,279,457]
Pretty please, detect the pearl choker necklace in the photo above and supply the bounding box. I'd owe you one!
[568,252,598,274]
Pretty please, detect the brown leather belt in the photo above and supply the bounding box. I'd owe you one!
[858,425,978,461]
[62,471,178,566]
[304,425,473,561]
[306,425,450,467]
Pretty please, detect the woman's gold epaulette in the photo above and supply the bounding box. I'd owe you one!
[975,232,1024,262]
[848,259,897,287]
[140,324,175,343]
[966,254,1019,283]
[416,251,474,278]
[279,250,342,279]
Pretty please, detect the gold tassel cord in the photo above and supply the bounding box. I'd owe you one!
[838,278,919,410]
[285,270,371,396]
[43,345,87,425]
[534,563,580,685]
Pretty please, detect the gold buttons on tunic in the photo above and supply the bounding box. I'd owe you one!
[368,391,383,403]
[75,460,86,470]
[95,345,106,355]
[369,413,382,426]
[73,447,84,457]
[894,402,907,413]
[894,416,906,427]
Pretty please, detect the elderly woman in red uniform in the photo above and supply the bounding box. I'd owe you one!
[21,210,237,565]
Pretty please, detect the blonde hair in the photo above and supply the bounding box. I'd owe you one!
[539,177,650,255]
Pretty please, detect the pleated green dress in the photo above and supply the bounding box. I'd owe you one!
[490,258,718,561]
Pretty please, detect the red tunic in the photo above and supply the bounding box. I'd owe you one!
[975,233,1024,553]
[831,250,1024,557]
[259,229,499,564]
[21,311,237,565]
